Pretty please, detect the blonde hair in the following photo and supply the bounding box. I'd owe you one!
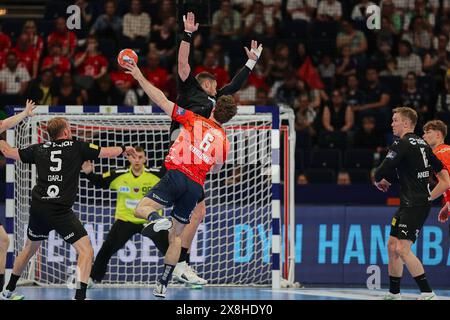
[393,107,418,127]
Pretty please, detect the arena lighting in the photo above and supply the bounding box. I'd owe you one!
[0,8,7,16]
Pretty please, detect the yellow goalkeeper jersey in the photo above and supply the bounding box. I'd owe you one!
[85,167,162,224]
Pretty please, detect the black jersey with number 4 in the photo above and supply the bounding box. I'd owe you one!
[18,139,101,208]
[374,132,444,207]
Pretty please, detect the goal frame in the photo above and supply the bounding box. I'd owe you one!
[4,104,295,289]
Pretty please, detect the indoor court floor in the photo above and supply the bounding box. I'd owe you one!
[12,286,450,300]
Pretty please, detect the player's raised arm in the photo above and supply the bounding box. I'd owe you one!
[218,40,263,96]
[124,60,174,116]
[178,12,199,82]
[99,146,137,159]
[82,160,120,189]
[0,140,20,160]
[0,99,36,133]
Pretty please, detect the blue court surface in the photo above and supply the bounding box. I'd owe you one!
[12,286,450,300]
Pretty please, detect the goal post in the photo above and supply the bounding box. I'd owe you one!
[5,105,295,288]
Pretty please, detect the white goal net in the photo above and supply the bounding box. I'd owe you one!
[8,106,294,287]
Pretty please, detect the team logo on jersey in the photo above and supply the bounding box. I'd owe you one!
[43,142,52,148]
[119,186,130,193]
[386,150,397,159]
[89,143,99,150]
[176,107,186,116]
[133,187,140,193]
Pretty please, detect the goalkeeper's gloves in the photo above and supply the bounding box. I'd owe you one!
[245,44,263,70]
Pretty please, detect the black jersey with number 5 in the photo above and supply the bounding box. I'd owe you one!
[374,132,444,207]
[18,139,101,208]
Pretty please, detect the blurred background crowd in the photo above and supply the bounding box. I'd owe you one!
[0,0,449,186]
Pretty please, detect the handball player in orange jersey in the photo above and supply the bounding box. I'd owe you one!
[123,60,237,298]
[423,120,450,224]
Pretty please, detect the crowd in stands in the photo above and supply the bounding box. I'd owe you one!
[0,0,449,185]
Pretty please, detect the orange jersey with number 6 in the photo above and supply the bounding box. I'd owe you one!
[165,104,230,186]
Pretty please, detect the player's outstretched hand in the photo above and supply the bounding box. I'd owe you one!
[81,161,94,174]
[0,140,8,155]
[124,146,137,158]
[183,11,199,33]
[374,179,391,192]
[438,202,449,223]
[244,40,263,61]
[24,99,37,117]
[123,60,143,80]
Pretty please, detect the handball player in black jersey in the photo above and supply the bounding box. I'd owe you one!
[0,117,136,300]
[374,107,450,300]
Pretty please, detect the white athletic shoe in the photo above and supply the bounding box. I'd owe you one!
[87,277,95,289]
[172,261,207,285]
[417,292,438,300]
[141,218,172,238]
[153,281,167,298]
[0,290,25,300]
[382,292,402,300]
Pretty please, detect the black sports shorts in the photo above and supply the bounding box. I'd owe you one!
[390,205,431,243]
[27,201,87,244]
[145,169,204,224]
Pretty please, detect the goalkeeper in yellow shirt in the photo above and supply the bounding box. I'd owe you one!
[82,146,166,285]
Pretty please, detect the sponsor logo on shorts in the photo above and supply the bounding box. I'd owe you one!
[401,230,408,236]
[399,224,407,228]
[28,228,48,239]
[64,232,75,241]
[119,186,130,193]
[152,193,168,203]
[173,212,188,223]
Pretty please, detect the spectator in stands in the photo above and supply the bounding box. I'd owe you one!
[0,51,30,96]
[403,0,435,32]
[401,16,433,55]
[244,1,275,41]
[211,0,241,42]
[151,0,175,32]
[142,52,169,96]
[90,0,123,42]
[343,74,364,109]
[376,16,398,48]
[122,0,151,52]
[320,89,354,149]
[351,0,375,22]
[149,16,177,68]
[13,33,38,79]
[52,71,86,105]
[194,49,230,89]
[353,115,385,151]
[433,19,450,52]
[88,74,123,105]
[336,20,368,58]
[25,69,56,105]
[423,34,450,89]
[317,0,342,21]
[292,42,310,69]
[22,20,44,61]
[267,43,291,85]
[41,42,71,78]
[396,40,422,78]
[74,35,108,89]
[275,71,300,106]
[337,171,351,185]
[353,68,390,130]
[74,0,94,40]
[295,93,317,149]
[370,40,394,72]
[285,0,317,22]
[318,54,336,80]
[47,17,77,58]
[401,72,429,122]
[380,57,401,76]
[297,173,309,185]
[335,45,357,85]
[380,0,402,34]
